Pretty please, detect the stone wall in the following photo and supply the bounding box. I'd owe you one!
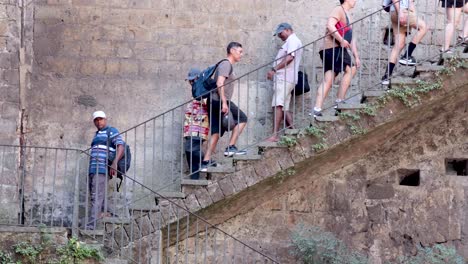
[164,69,468,262]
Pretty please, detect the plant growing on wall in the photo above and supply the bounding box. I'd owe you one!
[290,224,368,264]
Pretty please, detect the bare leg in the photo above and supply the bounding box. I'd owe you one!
[314,71,335,110]
[229,122,247,146]
[203,134,219,162]
[337,65,357,100]
[410,18,427,44]
[390,31,407,64]
[443,7,462,50]
[285,111,294,128]
[267,106,284,142]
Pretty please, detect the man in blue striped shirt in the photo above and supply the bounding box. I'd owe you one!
[86,111,125,230]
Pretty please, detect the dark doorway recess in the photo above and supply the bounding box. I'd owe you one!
[398,169,420,186]
[446,159,468,176]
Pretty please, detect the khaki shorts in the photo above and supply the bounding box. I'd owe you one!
[272,79,295,111]
[391,10,420,33]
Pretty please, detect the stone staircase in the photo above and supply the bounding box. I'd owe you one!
[78,45,467,262]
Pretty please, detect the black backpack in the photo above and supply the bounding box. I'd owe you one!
[291,71,310,96]
[106,128,131,192]
[191,59,230,100]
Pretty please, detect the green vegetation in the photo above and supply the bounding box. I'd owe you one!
[291,224,465,264]
[304,126,325,138]
[396,244,464,264]
[349,125,367,136]
[0,227,103,264]
[312,142,328,152]
[278,135,298,147]
[337,111,361,121]
[290,224,368,264]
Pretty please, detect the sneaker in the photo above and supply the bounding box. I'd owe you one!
[224,145,247,157]
[200,160,217,172]
[313,110,323,117]
[381,74,390,85]
[399,55,417,66]
[334,100,346,109]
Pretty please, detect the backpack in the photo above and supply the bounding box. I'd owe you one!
[191,59,230,100]
[291,71,310,96]
[106,128,131,192]
[382,0,392,12]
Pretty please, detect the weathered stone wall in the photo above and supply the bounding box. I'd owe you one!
[0,0,20,145]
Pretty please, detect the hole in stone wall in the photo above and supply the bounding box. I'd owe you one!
[398,169,420,186]
[446,159,468,176]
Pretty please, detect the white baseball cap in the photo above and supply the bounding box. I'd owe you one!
[92,111,106,120]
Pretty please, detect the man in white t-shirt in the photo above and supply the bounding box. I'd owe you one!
[266,23,303,142]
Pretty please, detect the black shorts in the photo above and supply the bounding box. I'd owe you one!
[207,100,247,137]
[441,0,465,8]
[319,47,353,74]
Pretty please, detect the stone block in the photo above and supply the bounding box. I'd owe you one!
[193,187,213,209]
[206,182,225,203]
[184,193,201,212]
[118,59,139,76]
[218,175,236,197]
[80,59,105,75]
[367,183,395,200]
[229,170,248,193]
[135,214,154,237]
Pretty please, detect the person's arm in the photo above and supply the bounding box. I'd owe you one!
[216,75,228,114]
[267,54,294,80]
[351,38,361,68]
[110,129,125,177]
[327,10,350,48]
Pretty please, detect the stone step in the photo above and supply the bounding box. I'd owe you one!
[105,258,128,264]
[233,154,262,161]
[205,165,235,174]
[363,90,386,98]
[181,179,210,186]
[285,129,301,135]
[156,191,186,199]
[336,103,366,110]
[414,65,444,73]
[257,141,288,148]
[442,52,468,60]
[80,229,105,237]
[102,217,132,224]
[391,77,418,86]
[314,116,340,122]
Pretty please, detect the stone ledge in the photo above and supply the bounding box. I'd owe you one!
[156,192,186,199]
[181,179,210,186]
[285,129,301,135]
[233,155,262,161]
[363,90,386,98]
[258,141,288,148]
[315,116,339,122]
[336,103,367,110]
[415,65,444,73]
[0,226,67,233]
[205,165,235,174]
[102,217,132,224]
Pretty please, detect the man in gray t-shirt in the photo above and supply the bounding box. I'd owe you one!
[201,42,249,171]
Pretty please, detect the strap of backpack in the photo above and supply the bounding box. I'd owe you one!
[210,59,232,78]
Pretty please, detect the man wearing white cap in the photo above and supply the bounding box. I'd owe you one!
[86,111,125,229]
[266,22,303,142]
